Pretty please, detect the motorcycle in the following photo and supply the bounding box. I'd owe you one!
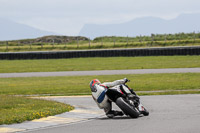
[106,83,149,118]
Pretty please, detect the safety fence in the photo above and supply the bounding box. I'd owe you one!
[0,46,200,60]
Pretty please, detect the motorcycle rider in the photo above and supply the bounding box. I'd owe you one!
[89,78,138,118]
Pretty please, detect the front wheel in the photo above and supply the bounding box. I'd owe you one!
[142,108,149,116]
[116,97,140,118]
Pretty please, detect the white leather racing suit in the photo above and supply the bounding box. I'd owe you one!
[91,79,127,114]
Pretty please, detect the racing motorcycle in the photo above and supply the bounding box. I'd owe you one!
[106,83,149,118]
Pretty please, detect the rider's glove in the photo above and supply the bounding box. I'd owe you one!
[134,95,140,100]
[124,78,130,83]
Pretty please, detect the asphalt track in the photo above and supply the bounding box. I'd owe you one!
[0,68,200,78]
[25,95,200,133]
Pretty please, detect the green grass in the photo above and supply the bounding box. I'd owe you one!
[0,95,74,125]
[0,73,200,96]
[0,56,200,73]
[1,32,200,52]
[138,90,200,95]
[1,41,200,52]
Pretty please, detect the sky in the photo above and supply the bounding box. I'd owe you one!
[0,0,200,36]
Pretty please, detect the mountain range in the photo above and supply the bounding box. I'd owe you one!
[1,13,200,41]
[79,13,200,39]
[0,18,56,41]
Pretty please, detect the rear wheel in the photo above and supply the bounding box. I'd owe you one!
[116,97,140,118]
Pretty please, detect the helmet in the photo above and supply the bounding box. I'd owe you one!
[90,79,101,92]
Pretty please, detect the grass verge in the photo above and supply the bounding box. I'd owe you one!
[0,95,74,125]
[0,73,200,96]
[0,56,200,73]
[1,35,200,52]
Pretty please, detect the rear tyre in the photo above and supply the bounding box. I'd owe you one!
[116,97,140,118]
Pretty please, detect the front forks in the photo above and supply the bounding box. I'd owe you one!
[127,95,140,109]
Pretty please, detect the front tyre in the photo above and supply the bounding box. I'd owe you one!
[116,97,140,118]
[142,108,149,116]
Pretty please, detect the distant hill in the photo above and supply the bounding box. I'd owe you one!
[0,18,56,41]
[34,36,89,43]
[79,13,200,39]
[21,35,89,44]
[0,35,89,44]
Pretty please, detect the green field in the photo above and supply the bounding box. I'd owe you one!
[0,73,200,96]
[0,32,200,52]
[0,56,200,73]
[0,40,200,52]
[0,95,74,125]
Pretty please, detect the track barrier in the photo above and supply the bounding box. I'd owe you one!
[0,46,200,60]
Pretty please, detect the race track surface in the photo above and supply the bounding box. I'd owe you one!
[0,68,200,78]
[25,95,200,133]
